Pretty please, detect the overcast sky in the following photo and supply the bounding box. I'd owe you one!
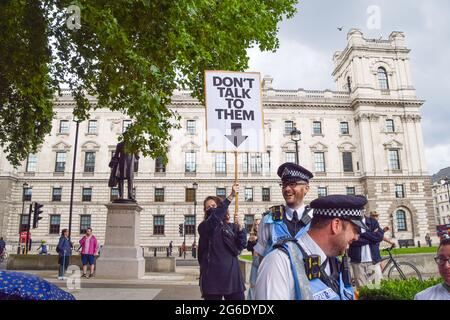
[246,0,450,175]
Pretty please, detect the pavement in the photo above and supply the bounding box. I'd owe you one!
[2,266,204,300]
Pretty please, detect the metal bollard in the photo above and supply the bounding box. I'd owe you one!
[154,248,157,257]
[417,241,421,247]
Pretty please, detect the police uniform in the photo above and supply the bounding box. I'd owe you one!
[248,163,313,300]
[253,163,314,257]
[254,195,369,300]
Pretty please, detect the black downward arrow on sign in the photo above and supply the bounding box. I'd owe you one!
[225,123,248,148]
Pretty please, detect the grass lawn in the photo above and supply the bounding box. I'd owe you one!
[240,255,253,261]
[380,246,438,256]
[240,246,438,261]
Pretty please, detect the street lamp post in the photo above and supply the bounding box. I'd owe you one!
[18,182,29,254]
[290,128,302,165]
[192,182,198,258]
[68,119,81,241]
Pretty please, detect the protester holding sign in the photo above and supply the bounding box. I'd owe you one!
[198,184,247,300]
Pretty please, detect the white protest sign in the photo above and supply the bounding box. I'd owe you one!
[205,71,265,152]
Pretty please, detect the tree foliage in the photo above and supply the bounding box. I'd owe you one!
[0,0,297,167]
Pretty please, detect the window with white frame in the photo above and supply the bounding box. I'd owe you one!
[80,215,91,234]
[215,153,226,173]
[389,150,401,170]
[122,120,132,133]
[187,120,196,134]
[340,122,349,135]
[185,151,196,173]
[396,210,407,231]
[284,121,294,135]
[26,154,37,172]
[245,188,253,202]
[59,120,69,134]
[386,119,395,133]
[52,188,62,202]
[55,152,66,172]
[318,187,328,198]
[84,152,96,172]
[378,67,389,90]
[314,152,325,172]
[285,152,296,164]
[313,121,322,135]
[88,120,97,134]
[262,188,270,202]
[153,215,165,235]
[395,184,405,198]
[49,215,61,234]
[216,188,226,199]
[249,153,262,173]
[241,153,249,173]
[342,152,353,172]
[346,187,356,195]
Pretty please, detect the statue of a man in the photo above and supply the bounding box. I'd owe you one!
[108,141,139,202]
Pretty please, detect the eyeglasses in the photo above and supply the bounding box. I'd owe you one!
[434,256,450,266]
[279,182,308,189]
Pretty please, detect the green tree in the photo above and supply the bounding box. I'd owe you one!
[0,0,297,167]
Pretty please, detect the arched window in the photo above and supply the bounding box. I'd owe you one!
[347,76,352,93]
[378,67,389,90]
[396,209,407,231]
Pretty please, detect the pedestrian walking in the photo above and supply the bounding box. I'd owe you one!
[348,212,385,288]
[79,227,99,278]
[425,233,432,247]
[37,240,48,255]
[56,229,72,280]
[198,184,247,300]
[247,218,260,300]
[169,241,173,256]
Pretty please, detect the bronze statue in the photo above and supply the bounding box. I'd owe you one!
[108,141,139,202]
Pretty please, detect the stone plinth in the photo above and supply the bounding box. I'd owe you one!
[95,202,145,279]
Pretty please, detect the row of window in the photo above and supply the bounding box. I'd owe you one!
[23,208,411,237]
[19,214,91,235]
[283,118,396,136]
[58,119,132,135]
[30,148,402,174]
[22,185,360,203]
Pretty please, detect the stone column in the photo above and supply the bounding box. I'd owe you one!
[96,202,145,279]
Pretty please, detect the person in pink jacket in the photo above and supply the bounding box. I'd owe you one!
[79,227,99,278]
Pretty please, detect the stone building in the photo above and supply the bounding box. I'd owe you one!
[431,167,450,226]
[0,29,436,250]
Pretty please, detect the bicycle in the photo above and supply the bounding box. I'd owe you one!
[380,245,422,281]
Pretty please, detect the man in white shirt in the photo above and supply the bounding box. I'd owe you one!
[247,163,314,299]
[415,238,450,300]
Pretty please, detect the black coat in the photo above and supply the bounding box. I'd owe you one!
[348,217,385,264]
[198,199,247,296]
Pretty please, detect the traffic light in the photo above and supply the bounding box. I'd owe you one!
[33,202,44,229]
[179,223,183,236]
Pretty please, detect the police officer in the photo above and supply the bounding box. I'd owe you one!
[254,195,368,300]
[247,163,314,299]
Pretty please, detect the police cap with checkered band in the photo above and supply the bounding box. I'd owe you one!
[277,162,314,183]
[310,195,369,230]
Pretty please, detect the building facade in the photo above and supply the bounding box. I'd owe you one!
[431,167,450,226]
[0,29,437,250]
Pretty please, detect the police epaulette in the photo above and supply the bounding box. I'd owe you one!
[269,205,284,221]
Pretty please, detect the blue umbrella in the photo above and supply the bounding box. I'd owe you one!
[0,270,75,300]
